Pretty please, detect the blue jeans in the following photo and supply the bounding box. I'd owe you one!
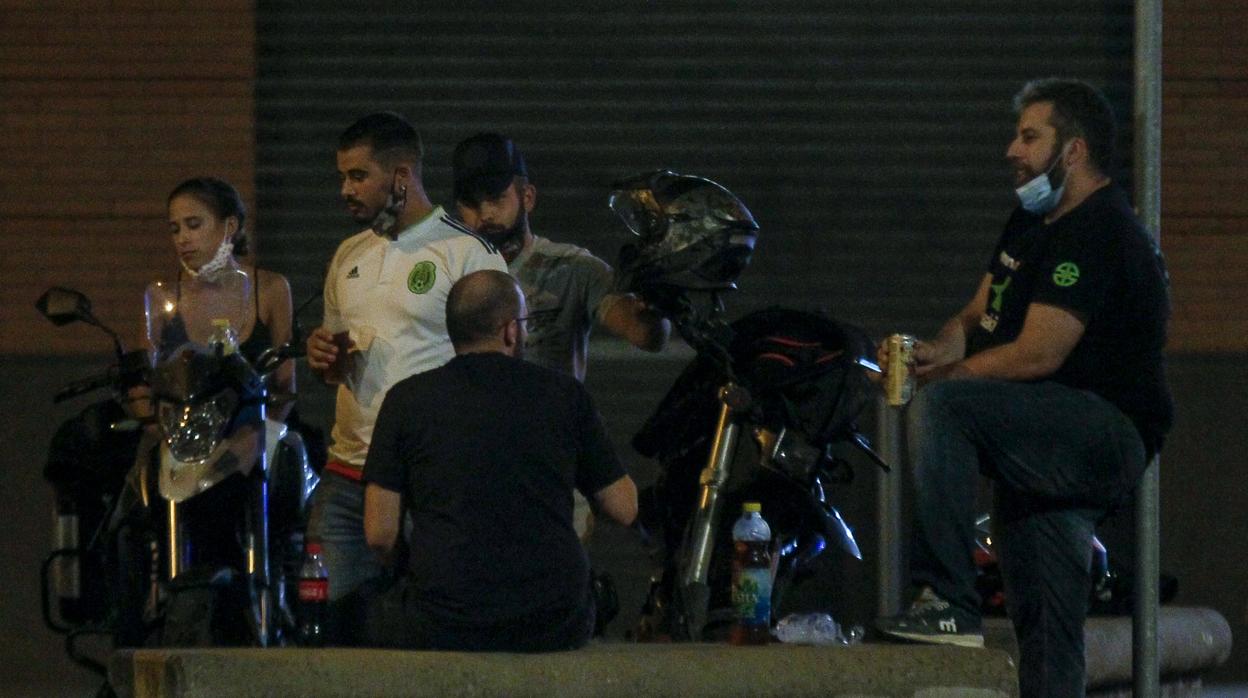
[907,379,1145,698]
[306,471,383,603]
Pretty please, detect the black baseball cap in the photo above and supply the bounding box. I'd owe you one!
[452,132,528,204]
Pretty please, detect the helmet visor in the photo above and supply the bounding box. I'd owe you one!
[608,188,663,238]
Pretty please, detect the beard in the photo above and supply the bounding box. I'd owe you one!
[345,197,375,225]
[1011,142,1066,187]
[478,209,528,260]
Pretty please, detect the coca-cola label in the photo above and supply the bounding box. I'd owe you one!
[298,578,328,603]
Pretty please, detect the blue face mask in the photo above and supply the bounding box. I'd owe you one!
[1015,143,1070,214]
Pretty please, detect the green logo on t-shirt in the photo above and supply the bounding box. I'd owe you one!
[1052,262,1080,287]
[990,276,1012,312]
[408,261,436,294]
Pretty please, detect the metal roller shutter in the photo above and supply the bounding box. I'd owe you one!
[256,1,1134,340]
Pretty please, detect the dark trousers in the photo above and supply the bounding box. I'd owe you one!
[908,379,1146,698]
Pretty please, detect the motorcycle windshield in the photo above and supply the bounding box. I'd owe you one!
[145,267,253,363]
[146,268,266,502]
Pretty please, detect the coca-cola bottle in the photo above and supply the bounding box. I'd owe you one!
[729,501,773,645]
[298,541,328,647]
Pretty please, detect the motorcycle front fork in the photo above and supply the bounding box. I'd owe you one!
[162,473,275,646]
[677,383,751,640]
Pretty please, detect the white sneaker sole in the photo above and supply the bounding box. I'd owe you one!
[882,629,986,648]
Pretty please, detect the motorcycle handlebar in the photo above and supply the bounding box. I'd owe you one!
[53,371,115,403]
[254,343,305,375]
[52,350,149,404]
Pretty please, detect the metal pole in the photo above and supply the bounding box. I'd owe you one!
[876,396,904,617]
[1134,456,1161,698]
[1133,0,1162,695]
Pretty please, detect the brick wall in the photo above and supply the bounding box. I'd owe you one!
[0,2,255,355]
[1162,2,1248,352]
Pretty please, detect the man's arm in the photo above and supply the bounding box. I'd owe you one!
[877,273,991,378]
[592,475,638,527]
[922,273,993,370]
[361,383,411,565]
[308,255,346,384]
[364,483,402,563]
[598,294,671,352]
[939,302,1086,382]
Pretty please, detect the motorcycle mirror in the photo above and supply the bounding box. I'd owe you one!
[36,287,96,327]
[37,286,127,358]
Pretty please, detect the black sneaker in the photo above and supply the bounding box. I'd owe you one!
[876,587,985,648]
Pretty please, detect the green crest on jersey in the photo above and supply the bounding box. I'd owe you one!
[408,261,436,294]
[1052,262,1080,288]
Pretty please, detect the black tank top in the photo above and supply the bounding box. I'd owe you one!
[157,268,274,363]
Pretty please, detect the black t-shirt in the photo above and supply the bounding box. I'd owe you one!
[965,184,1174,454]
[362,351,625,647]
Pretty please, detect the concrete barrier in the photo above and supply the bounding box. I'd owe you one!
[110,642,1018,698]
[983,606,1232,696]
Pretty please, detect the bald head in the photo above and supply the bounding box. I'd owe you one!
[447,270,526,354]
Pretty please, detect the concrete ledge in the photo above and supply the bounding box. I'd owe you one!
[984,606,1232,693]
[110,642,1018,698]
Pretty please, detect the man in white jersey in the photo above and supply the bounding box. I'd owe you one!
[305,113,506,632]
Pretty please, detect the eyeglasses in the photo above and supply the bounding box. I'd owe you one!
[500,315,533,333]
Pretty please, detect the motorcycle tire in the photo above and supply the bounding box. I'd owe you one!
[160,573,251,647]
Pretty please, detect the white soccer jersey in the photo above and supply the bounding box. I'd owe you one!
[322,206,506,470]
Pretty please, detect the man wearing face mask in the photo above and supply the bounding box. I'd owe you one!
[451,132,670,383]
[874,79,1172,698]
[305,113,506,627]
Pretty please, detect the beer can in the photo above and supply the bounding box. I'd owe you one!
[885,333,917,407]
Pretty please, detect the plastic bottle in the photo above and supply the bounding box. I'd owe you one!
[297,541,329,647]
[207,318,238,355]
[774,612,864,645]
[729,501,772,645]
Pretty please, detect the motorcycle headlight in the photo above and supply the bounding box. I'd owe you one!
[158,391,236,463]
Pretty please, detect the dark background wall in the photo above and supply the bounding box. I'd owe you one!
[252,0,1137,341]
[2,1,1246,695]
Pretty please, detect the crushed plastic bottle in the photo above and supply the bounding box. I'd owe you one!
[773,612,864,646]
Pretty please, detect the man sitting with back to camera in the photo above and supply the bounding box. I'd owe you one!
[353,269,638,651]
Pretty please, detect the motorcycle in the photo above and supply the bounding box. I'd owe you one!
[629,296,884,641]
[606,170,884,642]
[37,281,318,680]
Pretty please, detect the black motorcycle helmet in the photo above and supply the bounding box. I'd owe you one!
[609,170,759,294]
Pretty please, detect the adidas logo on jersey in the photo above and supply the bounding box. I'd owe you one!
[346,266,359,279]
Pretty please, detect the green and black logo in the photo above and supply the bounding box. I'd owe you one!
[990,276,1012,312]
[408,261,436,294]
[1052,262,1080,288]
